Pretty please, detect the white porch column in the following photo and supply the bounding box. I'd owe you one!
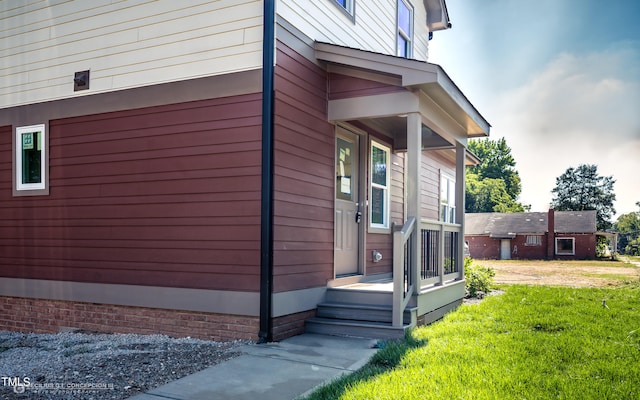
[455,142,466,279]
[407,113,422,293]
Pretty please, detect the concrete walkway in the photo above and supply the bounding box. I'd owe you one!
[129,333,379,400]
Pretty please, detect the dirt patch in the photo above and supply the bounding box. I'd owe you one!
[473,259,640,288]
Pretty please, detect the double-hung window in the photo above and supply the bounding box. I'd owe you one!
[369,141,391,230]
[15,124,47,194]
[440,174,455,223]
[397,0,414,58]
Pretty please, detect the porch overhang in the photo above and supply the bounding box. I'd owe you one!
[316,42,490,144]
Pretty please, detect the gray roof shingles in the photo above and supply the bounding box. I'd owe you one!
[465,210,597,236]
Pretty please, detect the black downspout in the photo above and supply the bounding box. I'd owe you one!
[259,0,275,343]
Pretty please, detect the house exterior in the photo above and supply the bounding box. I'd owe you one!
[465,210,598,260]
[0,0,489,341]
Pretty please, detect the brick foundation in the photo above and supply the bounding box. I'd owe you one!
[271,309,317,341]
[0,297,260,342]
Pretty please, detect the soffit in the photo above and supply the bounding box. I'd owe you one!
[315,42,490,139]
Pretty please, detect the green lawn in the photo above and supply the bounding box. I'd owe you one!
[304,284,640,399]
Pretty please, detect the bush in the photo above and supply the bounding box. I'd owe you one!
[464,258,495,298]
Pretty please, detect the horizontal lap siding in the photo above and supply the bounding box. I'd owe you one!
[1,0,263,108]
[273,42,334,292]
[366,147,404,276]
[0,95,262,291]
[328,73,404,100]
[421,151,454,220]
[278,1,431,61]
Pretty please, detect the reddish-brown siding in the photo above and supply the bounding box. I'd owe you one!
[421,151,455,220]
[0,95,263,291]
[272,41,335,292]
[365,143,405,275]
[328,73,405,100]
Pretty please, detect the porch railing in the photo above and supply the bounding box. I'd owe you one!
[392,217,463,328]
[420,220,462,287]
[392,217,416,327]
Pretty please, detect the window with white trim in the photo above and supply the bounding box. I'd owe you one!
[440,173,455,223]
[15,124,47,193]
[397,0,414,58]
[556,237,575,255]
[369,141,390,230]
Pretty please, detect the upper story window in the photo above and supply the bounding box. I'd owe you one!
[15,124,48,195]
[332,0,355,20]
[397,0,414,58]
[440,173,455,223]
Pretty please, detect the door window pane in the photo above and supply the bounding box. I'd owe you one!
[336,137,354,201]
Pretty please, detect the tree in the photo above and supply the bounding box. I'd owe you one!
[614,202,640,255]
[550,164,616,231]
[466,173,526,213]
[466,138,528,213]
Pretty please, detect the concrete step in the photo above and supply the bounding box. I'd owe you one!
[305,317,409,340]
[316,302,415,325]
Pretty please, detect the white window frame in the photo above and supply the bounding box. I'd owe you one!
[15,124,48,194]
[369,140,391,232]
[440,173,455,223]
[555,237,575,255]
[397,0,414,58]
[331,0,355,20]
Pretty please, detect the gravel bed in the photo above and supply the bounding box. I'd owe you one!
[0,331,249,400]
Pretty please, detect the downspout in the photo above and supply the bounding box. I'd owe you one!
[259,0,275,343]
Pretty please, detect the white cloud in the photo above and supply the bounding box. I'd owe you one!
[487,46,640,217]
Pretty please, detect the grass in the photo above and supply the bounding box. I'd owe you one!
[621,255,640,263]
[303,284,640,400]
[481,259,633,269]
[582,273,637,282]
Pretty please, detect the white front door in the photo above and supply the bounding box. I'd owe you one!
[500,239,511,260]
[334,128,360,276]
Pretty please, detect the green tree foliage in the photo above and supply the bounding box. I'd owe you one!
[466,173,526,213]
[466,138,528,213]
[550,164,616,231]
[614,202,640,255]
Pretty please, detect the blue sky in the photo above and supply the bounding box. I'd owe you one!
[429,0,640,218]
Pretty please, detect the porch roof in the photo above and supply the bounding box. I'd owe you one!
[315,42,490,141]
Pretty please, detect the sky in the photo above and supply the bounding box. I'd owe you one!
[428,0,640,219]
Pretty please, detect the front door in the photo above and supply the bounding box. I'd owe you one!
[334,128,360,276]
